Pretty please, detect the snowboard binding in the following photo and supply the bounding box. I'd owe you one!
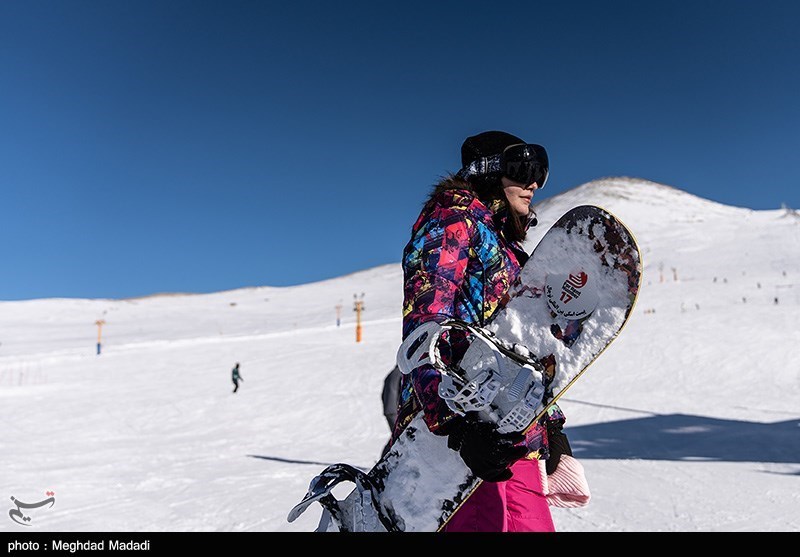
[396,319,549,434]
[287,463,400,532]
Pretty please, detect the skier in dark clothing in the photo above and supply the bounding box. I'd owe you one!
[232,362,243,393]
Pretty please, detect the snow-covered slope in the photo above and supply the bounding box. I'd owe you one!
[1,177,798,532]
[529,178,799,302]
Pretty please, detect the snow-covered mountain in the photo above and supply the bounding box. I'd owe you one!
[1,177,798,532]
[529,177,799,296]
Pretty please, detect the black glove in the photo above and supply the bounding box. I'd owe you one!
[545,420,573,475]
[446,413,528,482]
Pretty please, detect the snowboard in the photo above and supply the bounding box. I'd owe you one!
[288,205,642,532]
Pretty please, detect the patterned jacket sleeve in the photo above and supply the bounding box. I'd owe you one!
[402,205,476,435]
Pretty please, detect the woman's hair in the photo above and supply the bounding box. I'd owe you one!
[428,174,529,243]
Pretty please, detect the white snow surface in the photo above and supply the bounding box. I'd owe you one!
[1,177,798,532]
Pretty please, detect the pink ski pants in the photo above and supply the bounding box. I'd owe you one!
[444,458,555,532]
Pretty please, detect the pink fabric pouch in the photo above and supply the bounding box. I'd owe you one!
[538,455,591,508]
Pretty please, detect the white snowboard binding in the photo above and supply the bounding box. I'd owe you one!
[396,319,548,434]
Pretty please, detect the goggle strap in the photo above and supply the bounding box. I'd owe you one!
[456,155,502,179]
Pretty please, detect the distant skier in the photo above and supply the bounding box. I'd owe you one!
[232,362,243,393]
[394,131,579,532]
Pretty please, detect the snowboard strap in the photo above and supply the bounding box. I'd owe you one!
[287,463,400,532]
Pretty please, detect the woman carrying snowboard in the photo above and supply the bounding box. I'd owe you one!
[393,130,575,532]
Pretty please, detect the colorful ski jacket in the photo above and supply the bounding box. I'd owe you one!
[393,181,563,460]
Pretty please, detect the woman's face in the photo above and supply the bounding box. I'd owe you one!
[501,176,540,217]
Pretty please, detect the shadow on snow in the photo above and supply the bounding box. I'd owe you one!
[566,413,800,466]
[247,454,371,471]
[248,413,800,471]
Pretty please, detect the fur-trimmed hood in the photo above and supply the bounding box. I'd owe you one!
[424,175,535,234]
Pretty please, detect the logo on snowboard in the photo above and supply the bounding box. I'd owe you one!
[545,271,599,319]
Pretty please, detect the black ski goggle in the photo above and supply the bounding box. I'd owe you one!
[501,143,549,188]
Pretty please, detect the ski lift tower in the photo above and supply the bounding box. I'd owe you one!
[95,319,106,355]
[335,301,343,327]
[353,293,365,343]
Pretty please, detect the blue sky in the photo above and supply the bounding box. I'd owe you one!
[2,1,798,300]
